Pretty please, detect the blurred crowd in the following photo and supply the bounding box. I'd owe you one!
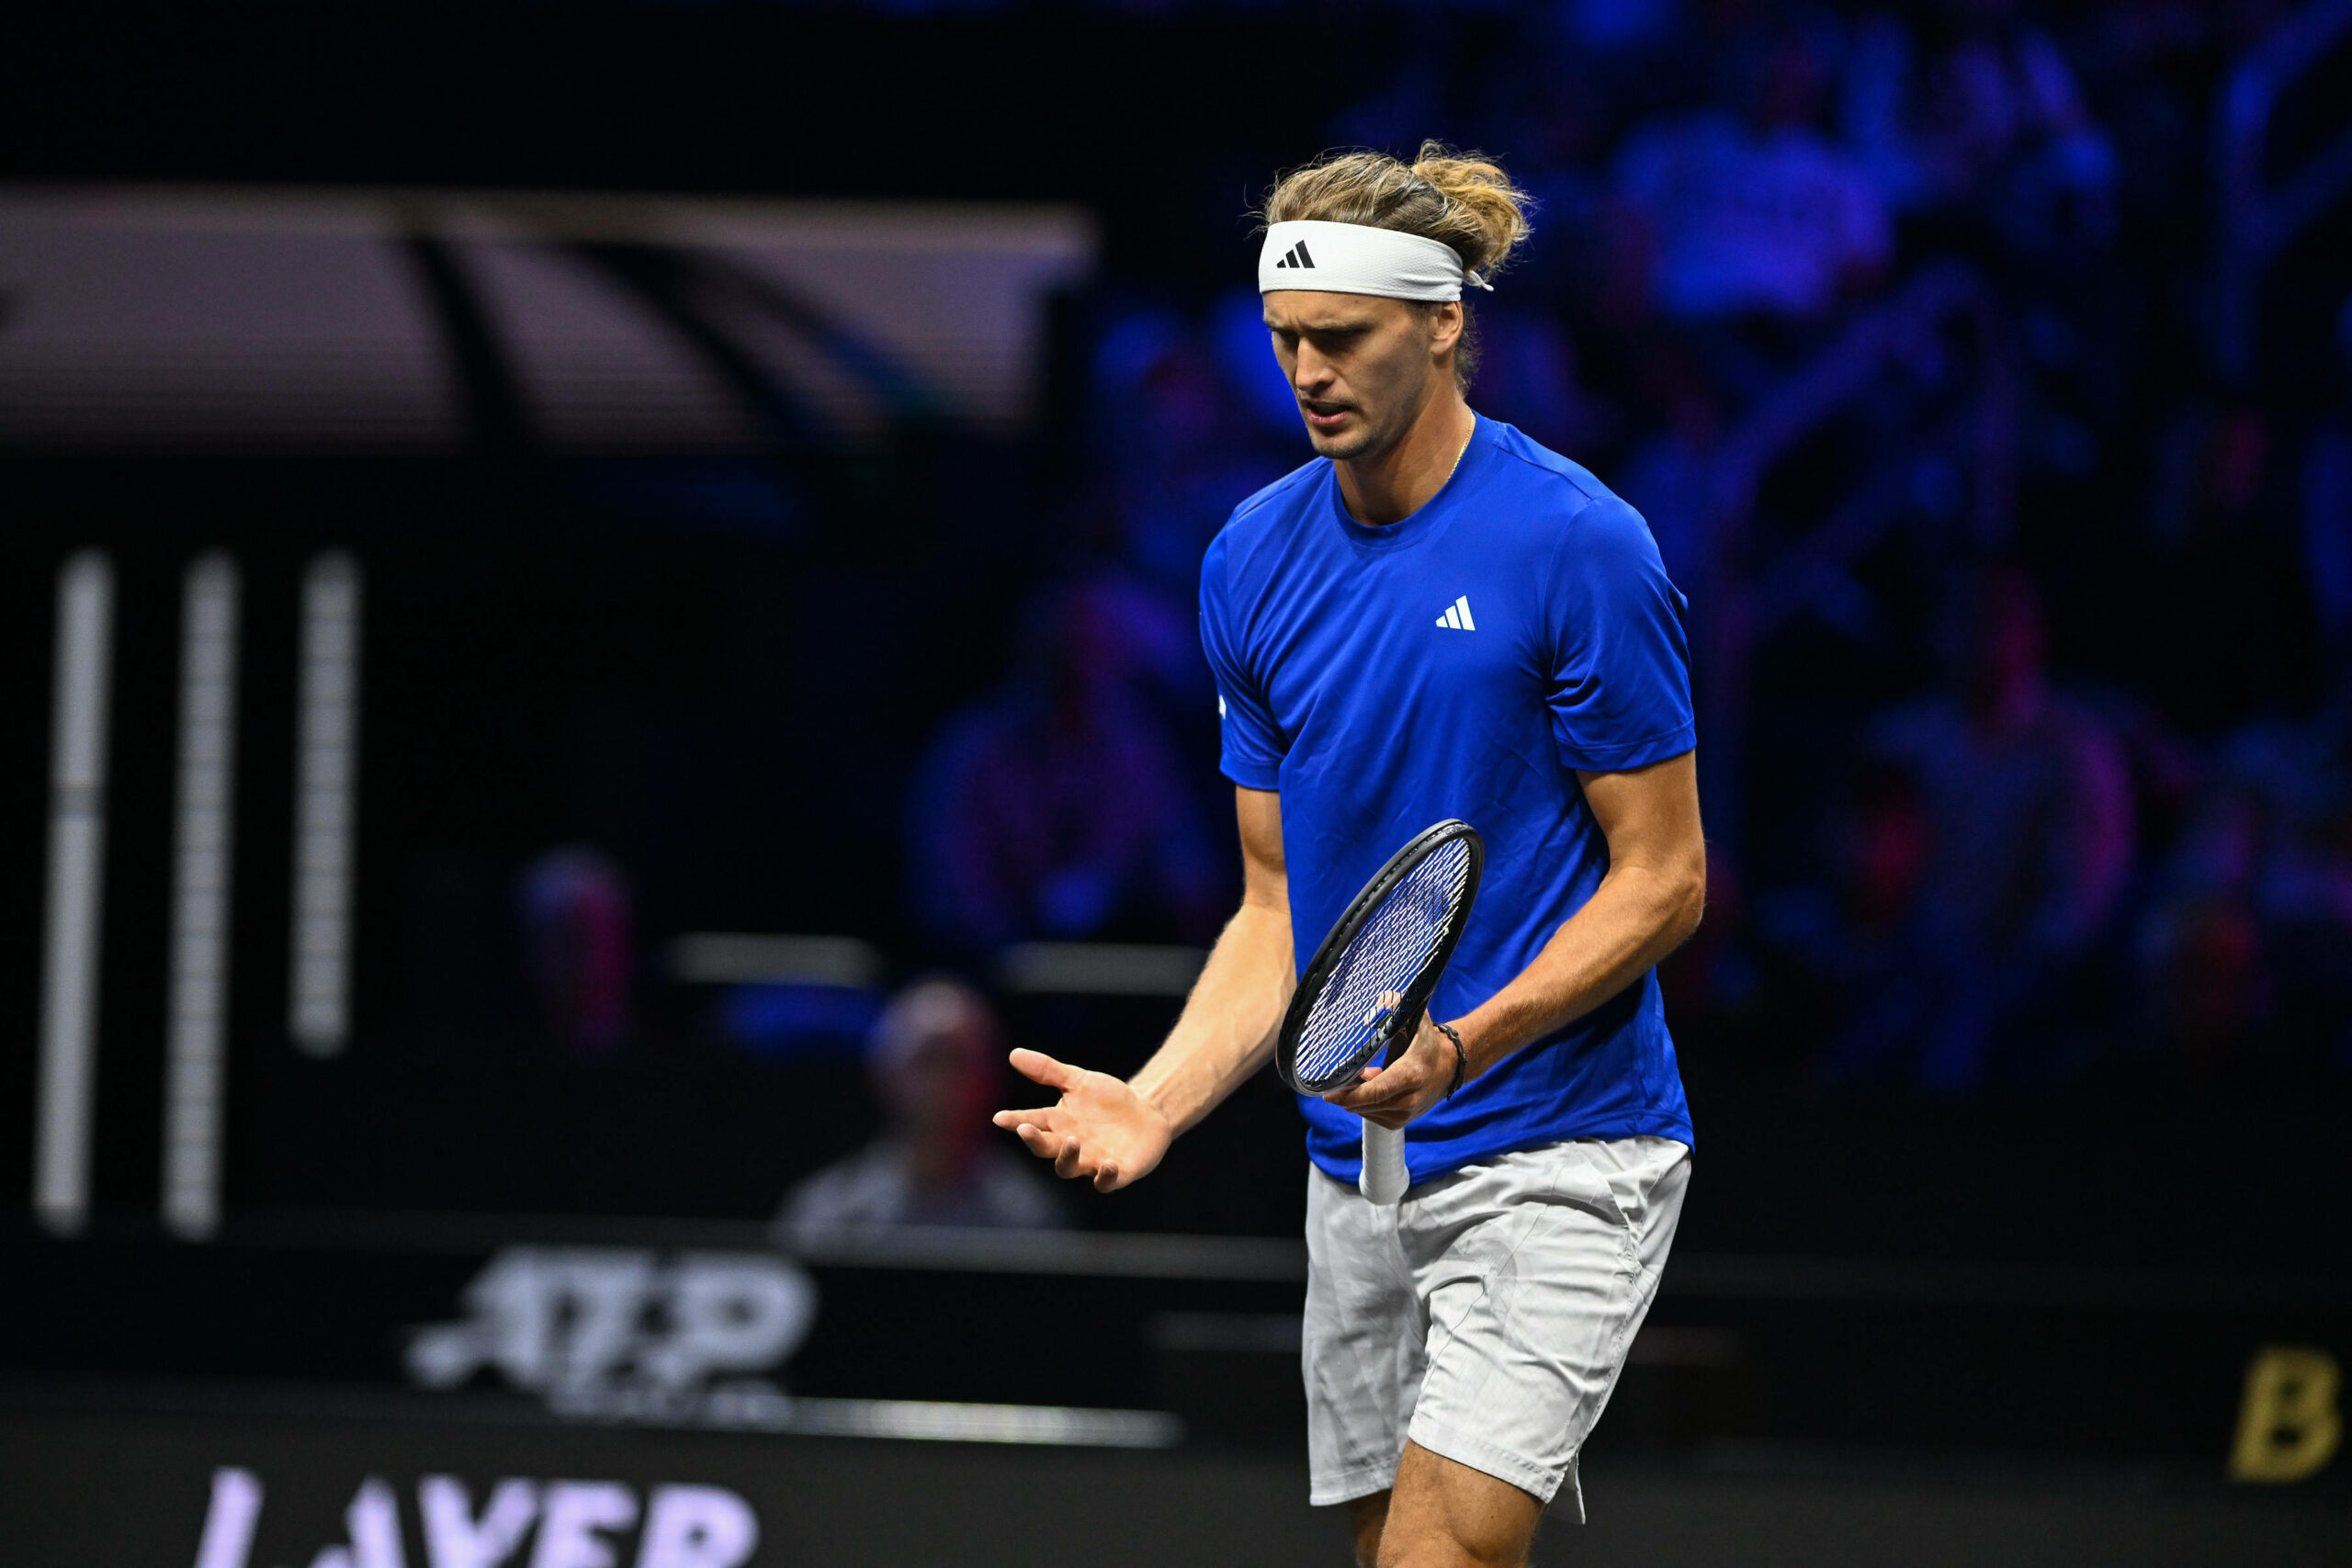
[494,3,2349,1106]
[894,0,2352,1095]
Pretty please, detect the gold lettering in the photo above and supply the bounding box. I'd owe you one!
[2228,1347,2341,1483]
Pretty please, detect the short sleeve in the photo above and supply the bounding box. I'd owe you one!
[1198,533,1287,790]
[1545,495,1697,773]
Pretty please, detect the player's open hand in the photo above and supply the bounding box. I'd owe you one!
[1322,1006,1453,1130]
[993,1049,1173,1192]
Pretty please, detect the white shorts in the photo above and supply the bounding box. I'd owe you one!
[1301,1135,1691,1517]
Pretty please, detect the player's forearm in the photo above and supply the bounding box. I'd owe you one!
[1451,857,1704,1078]
[1129,899,1295,1135]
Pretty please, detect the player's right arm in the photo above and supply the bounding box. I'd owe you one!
[992,785,1292,1191]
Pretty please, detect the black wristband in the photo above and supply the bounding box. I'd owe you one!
[1435,1021,1467,1100]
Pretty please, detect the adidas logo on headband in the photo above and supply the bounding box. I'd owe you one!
[1272,241,1317,270]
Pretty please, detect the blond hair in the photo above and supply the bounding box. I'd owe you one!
[1260,141,1533,386]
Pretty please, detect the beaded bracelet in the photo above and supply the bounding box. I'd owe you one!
[1435,1021,1468,1100]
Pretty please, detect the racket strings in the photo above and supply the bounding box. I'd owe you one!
[1293,839,1473,1088]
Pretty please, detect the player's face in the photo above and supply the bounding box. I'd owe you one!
[1263,292,1458,462]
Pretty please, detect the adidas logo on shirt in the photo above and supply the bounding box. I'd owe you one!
[1271,241,1317,270]
[1434,595,1476,631]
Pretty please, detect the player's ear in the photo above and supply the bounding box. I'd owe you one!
[1425,300,1464,360]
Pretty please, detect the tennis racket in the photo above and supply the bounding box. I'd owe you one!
[1274,819,1483,1204]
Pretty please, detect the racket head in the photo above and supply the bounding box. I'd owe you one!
[1276,820,1484,1095]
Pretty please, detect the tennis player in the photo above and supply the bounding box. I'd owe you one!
[996,142,1704,1568]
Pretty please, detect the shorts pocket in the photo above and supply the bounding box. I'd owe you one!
[1546,1141,1633,1231]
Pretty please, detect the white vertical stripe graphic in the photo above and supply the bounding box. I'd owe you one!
[192,1468,266,1568]
[289,553,361,1055]
[1444,604,1462,629]
[34,552,115,1235]
[164,554,241,1240]
[1454,595,1476,631]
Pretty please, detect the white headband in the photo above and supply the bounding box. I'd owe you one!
[1258,220,1492,302]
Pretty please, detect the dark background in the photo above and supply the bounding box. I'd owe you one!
[2,2,2349,1560]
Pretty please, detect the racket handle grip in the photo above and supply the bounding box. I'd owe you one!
[1360,1122,1408,1205]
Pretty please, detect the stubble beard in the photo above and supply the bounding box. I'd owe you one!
[1306,403,1407,465]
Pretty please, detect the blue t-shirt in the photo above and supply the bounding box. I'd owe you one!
[1198,413,1697,1186]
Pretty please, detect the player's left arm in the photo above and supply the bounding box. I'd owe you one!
[1326,748,1704,1127]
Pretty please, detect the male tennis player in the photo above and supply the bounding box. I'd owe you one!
[996,143,1703,1568]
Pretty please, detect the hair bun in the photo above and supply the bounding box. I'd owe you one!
[1408,141,1532,279]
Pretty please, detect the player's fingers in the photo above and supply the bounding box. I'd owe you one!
[1008,1048,1084,1091]
[1053,1134,1089,1179]
[1093,1160,1122,1192]
[993,1107,1059,1131]
[1330,1066,1417,1108]
[1012,1122,1063,1158]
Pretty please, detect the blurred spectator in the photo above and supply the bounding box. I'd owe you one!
[517,845,634,1055]
[2136,783,2272,1079]
[1611,107,1891,321]
[1815,566,2134,1090]
[2139,705,2352,1079]
[1842,12,1935,212]
[1092,302,1295,595]
[909,576,1224,952]
[1468,305,1615,458]
[1842,6,2118,259]
[1093,309,1233,590]
[778,978,1067,1234]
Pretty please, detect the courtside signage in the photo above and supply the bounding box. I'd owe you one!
[192,1469,757,1568]
[407,1248,817,1425]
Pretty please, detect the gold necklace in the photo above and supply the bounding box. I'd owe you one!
[1442,423,1474,487]
[1353,422,1475,526]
